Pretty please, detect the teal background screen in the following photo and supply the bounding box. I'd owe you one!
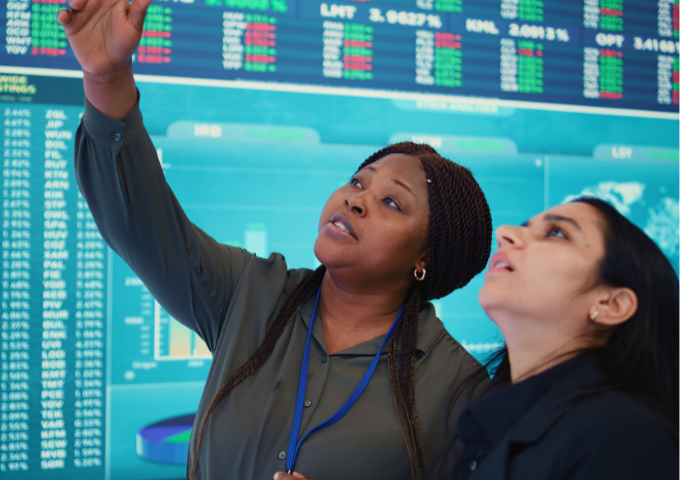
[0,38,678,480]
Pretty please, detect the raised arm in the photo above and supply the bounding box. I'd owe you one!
[57,0,144,118]
[59,0,258,350]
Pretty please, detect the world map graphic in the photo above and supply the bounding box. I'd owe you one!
[563,181,679,269]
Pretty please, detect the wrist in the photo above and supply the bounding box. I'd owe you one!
[82,61,134,86]
[83,62,137,120]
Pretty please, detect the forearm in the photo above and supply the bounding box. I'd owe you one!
[83,62,138,120]
[74,99,248,347]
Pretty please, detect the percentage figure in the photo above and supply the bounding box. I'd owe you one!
[509,23,570,42]
[427,14,442,28]
[369,8,385,22]
[376,9,441,28]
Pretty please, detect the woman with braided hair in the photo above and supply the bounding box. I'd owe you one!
[59,0,493,479]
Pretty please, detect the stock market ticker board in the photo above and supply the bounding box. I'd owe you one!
[0,1,679,480]
[0,0,679,112]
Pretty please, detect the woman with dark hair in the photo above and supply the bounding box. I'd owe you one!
[275,198,679,480]
[442,197,679,480]
[58,0,493,479]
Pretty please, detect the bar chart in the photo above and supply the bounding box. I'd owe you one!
[154,301,212,361]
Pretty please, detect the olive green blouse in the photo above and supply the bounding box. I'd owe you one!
[74,96,488,480]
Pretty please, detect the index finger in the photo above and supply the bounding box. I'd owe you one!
[274,472,296,480]
[57,0,88,28]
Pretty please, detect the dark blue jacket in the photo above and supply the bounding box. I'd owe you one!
[463,355,678,480]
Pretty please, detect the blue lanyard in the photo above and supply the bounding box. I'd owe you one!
[286,286,404,473]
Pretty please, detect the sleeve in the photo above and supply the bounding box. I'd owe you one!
[74,95,253,351]
[560,404,679,480]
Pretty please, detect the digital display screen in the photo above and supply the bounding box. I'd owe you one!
[1,0,679,111]
[0,0,678,479]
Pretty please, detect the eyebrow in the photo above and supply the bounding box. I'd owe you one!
[360,165,415,198]
[522,214,582,230]
[394,179,415,198]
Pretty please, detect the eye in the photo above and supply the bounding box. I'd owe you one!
[384,197,401,211]
[547,225,567,239]
[350,177,363,189]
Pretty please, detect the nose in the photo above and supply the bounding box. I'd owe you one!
[345,194,366,217]
[495,225,522,249]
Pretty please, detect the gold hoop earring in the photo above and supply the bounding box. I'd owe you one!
[414,268,426,281]
[589,311,599,321]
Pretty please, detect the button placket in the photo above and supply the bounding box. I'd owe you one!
[296,346,329,437]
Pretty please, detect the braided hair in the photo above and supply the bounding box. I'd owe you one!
[189,142,493,480]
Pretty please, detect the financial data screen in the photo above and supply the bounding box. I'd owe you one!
[1,0,679,111]
[0,0,678,479]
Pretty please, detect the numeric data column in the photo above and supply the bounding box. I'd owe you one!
[501,0,543,22]
[433,0,461,13]
[517,40,543,93]
[30,1,68,57]
[323,21,375,81]
[244,14,277,73]
[0,106,32,474]
[221,12,278,74]
[657,55,675,105]
[584,0,623,32]
[674,56,679,104]
[136,4,173,65]
[598,47,622,99]
[434,32,462,87]
[343,23,373,81]
[583,0,599,29]
[658,0,674,37]
[73,194,105,470]
[598,0,622,31]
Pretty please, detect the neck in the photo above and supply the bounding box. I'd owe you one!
[492,311,585,383]
[319,270,407,355]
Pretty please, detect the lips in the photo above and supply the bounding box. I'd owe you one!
[488,251,514,272]
[329,213,358,240]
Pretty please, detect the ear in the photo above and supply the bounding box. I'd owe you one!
[415,248,429,273]
[589,287,638,327]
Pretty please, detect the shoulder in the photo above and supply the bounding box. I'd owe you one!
[546,391,678,479]
[282,266,315,296]
[224,254,312,327]
[232,251,307,294]
[433,329,486,372]
[259,264,316,323]
[416,302,489,386]
[563,390,672,438]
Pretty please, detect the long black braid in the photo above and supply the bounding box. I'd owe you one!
[189,142,492,480]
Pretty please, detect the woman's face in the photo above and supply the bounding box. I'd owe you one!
[479,202,607,336]
[314,153,430,290]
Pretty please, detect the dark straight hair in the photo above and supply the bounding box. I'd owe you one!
[487,198,679,432]
[573,197,679,435]
[434,196,679,477]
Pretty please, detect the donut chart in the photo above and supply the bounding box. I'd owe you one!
[136,414,195,464]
